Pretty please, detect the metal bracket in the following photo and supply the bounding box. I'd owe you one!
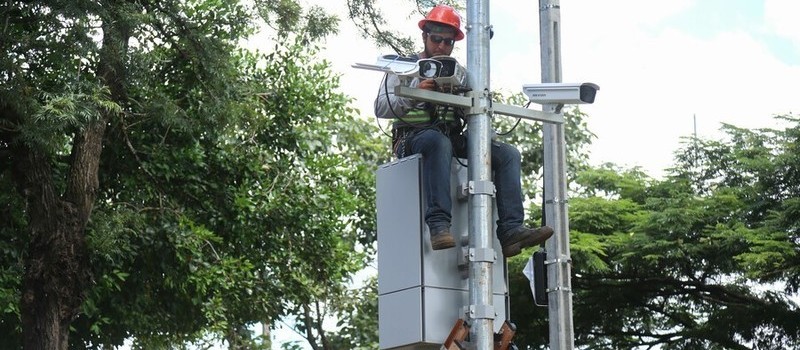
[457,246,470,279]
[493,102,564,124]
[466,89,490,116]
[468,304,496,320]
[457,181,470,201]
[544,197,569,205]
[467,180,495,197]
[394,86,564,124]
[468,247,496,263]
[544,255,572,265]
[395,85,471,108]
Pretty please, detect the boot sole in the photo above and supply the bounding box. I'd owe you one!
[501,228,554,257]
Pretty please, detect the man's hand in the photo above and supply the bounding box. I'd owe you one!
[418,79,438,91]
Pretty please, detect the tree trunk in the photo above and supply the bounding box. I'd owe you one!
[262,322,271,348]
[15,109,110,350]
[17,146,93,350]
[15,9,127,348]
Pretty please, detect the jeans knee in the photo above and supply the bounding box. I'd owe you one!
[493,142,520,167]
[414,130,452,159]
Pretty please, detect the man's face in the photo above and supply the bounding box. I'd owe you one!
[423,32,456,57]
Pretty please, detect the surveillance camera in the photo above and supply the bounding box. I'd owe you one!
[428,56,467,88]
[352,55,468,89]
[417,59,442,79]
[522,82,599,105]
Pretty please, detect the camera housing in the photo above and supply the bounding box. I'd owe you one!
[419,56,467,89]
[352,55,468,89]
[352,54,420,76]
[522,82,599,104]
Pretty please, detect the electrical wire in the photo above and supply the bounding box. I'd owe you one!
[495,100,531,136]
[375,60,469,166]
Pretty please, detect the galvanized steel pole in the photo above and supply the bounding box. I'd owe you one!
[465,0,494,349]
[539,0,576,349]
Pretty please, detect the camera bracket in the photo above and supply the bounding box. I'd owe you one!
[394,85,564,124]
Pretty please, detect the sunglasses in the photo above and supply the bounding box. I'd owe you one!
[427,34,455,46]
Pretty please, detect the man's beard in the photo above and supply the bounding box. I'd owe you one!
[424,47,443,58]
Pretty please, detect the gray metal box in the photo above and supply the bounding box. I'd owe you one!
[377,155,509,350]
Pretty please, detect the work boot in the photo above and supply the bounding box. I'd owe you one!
[498,225,554,258]
[430,226,456,250]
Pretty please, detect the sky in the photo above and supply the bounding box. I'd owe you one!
[307,0,800,179]
[268,0,800,347]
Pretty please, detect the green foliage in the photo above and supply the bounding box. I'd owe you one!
[346,0,420,55]
[574,163,651,201]
[2,0,384,349]
[28,85,121,150]
[256,0,339,42]
[0,176,24,349]
[77,34,383,347]
[508,115,800,349]
[326,276,379,350]
[346,0,467,55]
[671,116,800,291]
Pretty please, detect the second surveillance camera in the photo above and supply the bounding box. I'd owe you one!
[522,82,600,105]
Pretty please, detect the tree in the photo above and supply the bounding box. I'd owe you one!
[2,0,128,347]
[326,276,379,350]
[671,116,800,290]
[507,116,800,349]
[2,0,385,349]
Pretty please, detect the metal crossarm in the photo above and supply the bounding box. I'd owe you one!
[394,86,563,124]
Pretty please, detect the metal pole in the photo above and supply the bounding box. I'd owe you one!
[466,0,494,349]
[539,0,576,349]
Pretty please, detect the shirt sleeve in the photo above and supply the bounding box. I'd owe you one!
[374,73,424,119]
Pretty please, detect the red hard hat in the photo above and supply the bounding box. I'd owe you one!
[418,4,465,41]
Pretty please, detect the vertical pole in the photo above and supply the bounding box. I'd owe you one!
[465,0,494,349]
[539,0,576,349]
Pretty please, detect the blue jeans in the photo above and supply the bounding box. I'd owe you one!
[396,128,525,237]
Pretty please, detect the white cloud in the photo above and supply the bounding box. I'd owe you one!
[765,0,800,45]
[553,0,799,176]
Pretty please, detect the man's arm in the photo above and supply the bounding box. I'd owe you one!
[374,73,422,119]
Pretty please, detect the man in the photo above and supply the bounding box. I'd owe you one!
[374,4,553,258]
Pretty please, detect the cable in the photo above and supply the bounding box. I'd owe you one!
[495,100,531,136]
[378,73,433,133]
[378,73,443,158]
[375,62,470,167]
